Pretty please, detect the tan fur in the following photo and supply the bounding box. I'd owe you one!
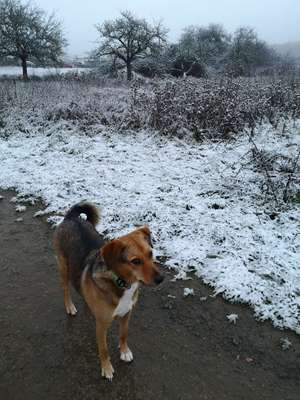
[57,254,77,315]
[53,203,164,380]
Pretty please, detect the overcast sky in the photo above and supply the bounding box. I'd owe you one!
[34,0,300,56]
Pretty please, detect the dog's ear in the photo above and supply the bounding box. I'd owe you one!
[101,239,127,269]
[138,226,153,247]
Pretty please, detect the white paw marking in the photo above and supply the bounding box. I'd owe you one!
[120,348,133,362]
[66,303,77,316]
[101,363,115,381]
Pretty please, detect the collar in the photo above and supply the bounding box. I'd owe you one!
[88,249,131,290]
[110,271,131,290]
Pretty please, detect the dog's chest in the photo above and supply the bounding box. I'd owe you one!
[113,283,138,318]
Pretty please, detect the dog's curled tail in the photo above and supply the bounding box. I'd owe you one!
[64,202,100,227]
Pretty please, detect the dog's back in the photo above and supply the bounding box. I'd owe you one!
[53,202,104,291]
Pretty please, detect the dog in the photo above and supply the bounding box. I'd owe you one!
[53,202,164,380]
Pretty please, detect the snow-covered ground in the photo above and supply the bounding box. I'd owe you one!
[0,66,90,77]
[0,122,299,333]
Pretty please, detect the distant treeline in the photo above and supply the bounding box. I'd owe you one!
[0,2,296,80]
[92,13,296,80]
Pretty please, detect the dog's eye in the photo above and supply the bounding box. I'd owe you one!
[131,258,142,266]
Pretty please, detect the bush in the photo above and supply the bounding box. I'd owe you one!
[123,75,300,140]
[0,74,299,141]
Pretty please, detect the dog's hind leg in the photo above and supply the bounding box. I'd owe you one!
[57,254,77,316]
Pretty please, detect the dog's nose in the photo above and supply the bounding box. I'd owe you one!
[154,274,164,285]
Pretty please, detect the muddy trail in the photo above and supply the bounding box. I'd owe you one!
[0,189,299,400]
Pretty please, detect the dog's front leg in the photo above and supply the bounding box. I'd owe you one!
[96,320,114,380]
[119,311,133,362]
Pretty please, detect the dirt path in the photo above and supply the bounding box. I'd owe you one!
[0,189,299,400]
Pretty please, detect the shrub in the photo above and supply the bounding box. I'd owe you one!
[1,74,299,141]
[123,75,300,140]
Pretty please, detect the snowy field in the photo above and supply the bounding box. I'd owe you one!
[0,66,90,77]
[0,119,299,333]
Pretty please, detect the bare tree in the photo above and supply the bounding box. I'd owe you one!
[0,0,67,79]
[95,11,167,81]
[166,24,230,77]
[225,27,276,76]
[179,24,230,66]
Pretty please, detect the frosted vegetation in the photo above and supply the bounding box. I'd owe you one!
[1,74,299,140]
[0,75,299,333]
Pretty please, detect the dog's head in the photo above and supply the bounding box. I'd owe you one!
[101,226,164,285]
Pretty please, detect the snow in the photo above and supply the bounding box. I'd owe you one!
[227,314,239,324]
[167,294,176,299]
[183,288,195,297]
[280,337,292,350]
[0,66,90,77]
[15,204,26,212]
[0,121,299,334]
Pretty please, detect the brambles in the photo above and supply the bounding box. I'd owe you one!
[0,114,5,128]
[0,79,129,137]
[1,75,298,207]
[124,76,300,140]
[0,75,299,141]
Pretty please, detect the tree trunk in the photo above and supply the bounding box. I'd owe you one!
[126,61,132,81]
[21,57,28,80]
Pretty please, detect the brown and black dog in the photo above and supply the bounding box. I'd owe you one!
[53,202,164,380]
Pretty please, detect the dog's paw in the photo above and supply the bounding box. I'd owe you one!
[120,348,133,362]
[66,302,77,316]
[101,362,115,381]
